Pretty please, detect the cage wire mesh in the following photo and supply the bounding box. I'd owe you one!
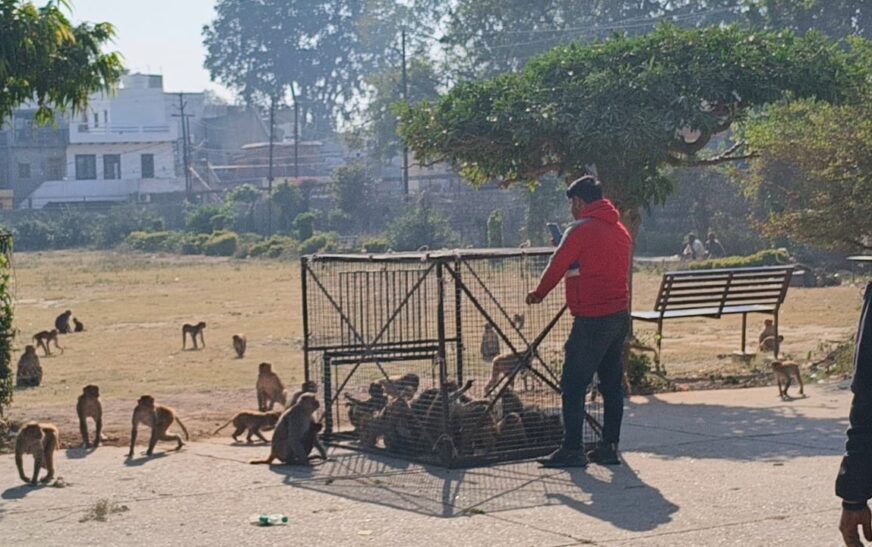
[302,249,603,467]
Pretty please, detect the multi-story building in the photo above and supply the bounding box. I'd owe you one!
[0,109,68,207]
[24,73,184,208]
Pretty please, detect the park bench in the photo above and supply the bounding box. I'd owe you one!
[631,265,794,372]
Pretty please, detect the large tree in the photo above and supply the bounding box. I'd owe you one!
[0,0,123,124]
[398,25,862,241]
[739,98,872,252]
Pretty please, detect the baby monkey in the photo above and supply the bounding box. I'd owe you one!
[771,361,805,399]
[213,409,281,443]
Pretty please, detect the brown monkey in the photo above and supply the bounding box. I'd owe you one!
[760,335,785,353]
[73,317,85,332]
[771,361,805,399]
[288,380,317,408]
[451,400,498,455]
[32,329,62,357]
[373,396,420,453]
[379,373,420,399]
[127,395,190,458]
[256,362,287,411]
[496,412,528,451]
[481,323,500,362]
[213,410,281,443]
[55,310,72,334]
[232,334,247,358]
[15,345,43,388]
[422,380,475,446]
[485,352,529,393]
[499,388,524,417]
[181,321,206,350]
[15,423,59,485]
[77,384,103,448]
[345,382,387,431]
[250,393,325,465]
[758,319,776,345]
[520,405,546,446]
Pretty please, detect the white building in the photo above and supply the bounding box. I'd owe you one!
[24,73,184,208]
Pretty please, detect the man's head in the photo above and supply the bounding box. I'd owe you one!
[707,232,717,242]
[566,175,603,217]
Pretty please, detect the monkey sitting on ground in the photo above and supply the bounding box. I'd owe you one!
[758,319,775,345]
[345,382,387,431]
[32,329,62,357]
[213,410,281,443]
[73,317,85,332]
[77,385,103,448]
[182,321,206,350]
[288,380,317,408]
[369,396,420,453]
[15,422,59,485]
[481,323,500,362]
[127,395,190,458]
[250,393,325,465]
[256,362,287,411]
[55,310,72,334]
[760,335,785,353]
[232,334,247,358]
[450,399,498,455]
[16,345,43,388]
[771,361,805,399]
[379,373,420,399]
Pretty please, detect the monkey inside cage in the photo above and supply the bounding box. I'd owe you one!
[301,248,603,467]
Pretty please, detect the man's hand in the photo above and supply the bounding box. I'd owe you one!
[840,506,872,546]
[526,291,543,305]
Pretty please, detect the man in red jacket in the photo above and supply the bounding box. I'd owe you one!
[527,175,632,468]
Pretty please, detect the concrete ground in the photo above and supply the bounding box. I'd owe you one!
[0,383,853,546]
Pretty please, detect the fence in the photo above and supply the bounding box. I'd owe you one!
[301,248,602,467]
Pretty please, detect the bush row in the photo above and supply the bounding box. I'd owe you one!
[124,230,339,258]
[686,249,791,270]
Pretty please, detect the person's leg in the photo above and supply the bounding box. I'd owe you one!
[560,318,607,450]
[588,313,630,465]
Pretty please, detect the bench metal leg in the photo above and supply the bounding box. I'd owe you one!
[741,314,747,354]
[656,320,665,375]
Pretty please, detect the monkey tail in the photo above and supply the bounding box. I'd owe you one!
[212,418,234,435]
[175,417,190,441]
[249,459,271,465]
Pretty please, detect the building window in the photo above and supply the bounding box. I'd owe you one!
[75,155,97,180]
[18,163,31,179]
[141,154,155,179]
[103,154,121,180]
[94,113,99,127]
[103,110,109,124]
[47,157,64,180]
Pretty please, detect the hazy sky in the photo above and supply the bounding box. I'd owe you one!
[71,0,234,100]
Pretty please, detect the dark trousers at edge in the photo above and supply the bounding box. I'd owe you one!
[561,311,629,448]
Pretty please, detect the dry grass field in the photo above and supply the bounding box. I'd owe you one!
[5,251,863,447]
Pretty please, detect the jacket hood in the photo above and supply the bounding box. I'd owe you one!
[578,199,620,224]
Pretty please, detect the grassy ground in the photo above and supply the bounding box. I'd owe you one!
[5,251,863,447]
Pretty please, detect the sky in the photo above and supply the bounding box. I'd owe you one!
[70,0,234,100]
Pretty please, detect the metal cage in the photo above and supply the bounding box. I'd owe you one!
[301,248,602,467]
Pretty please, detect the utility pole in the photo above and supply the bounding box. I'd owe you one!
[290,83,299,180]
[401,27,409,197]
[267,95,276,237]
[173,93,193,202]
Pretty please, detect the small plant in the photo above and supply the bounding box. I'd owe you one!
[79,498,129,523]
[300,232,338,255]
[625,352,653,393]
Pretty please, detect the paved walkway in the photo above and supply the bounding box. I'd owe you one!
[0,384,852,546]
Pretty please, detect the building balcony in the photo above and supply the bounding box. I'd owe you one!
[70,123,177,144]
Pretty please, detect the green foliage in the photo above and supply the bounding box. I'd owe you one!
[360,236,390,253]
[487,210,503,248]
[0,0,124,124]
[329,164,373,229]
[185,204,236,234]
[0,233,12,415]
[626,352,654,394]
[92,205,164,248]
[386,200,458,251]
[124,231,184,253]
[398,25,861,217]
[203,231,240,257]
[299,232,338,255]
[270,182,306,233]
[226,184,261,204]
[12,217,53,251]
[687,249,791,270]
[326,209,352,234]
[180,233,208,255]
[738,98,872,252]
[521,177,566,245]
[248,235,299,258]
[293,211,319,241]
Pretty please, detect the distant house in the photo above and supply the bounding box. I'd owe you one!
[0,109,68,207]
[23,73,185,208]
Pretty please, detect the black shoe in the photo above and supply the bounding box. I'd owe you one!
[586,442,621,465]
[537,447,588,468]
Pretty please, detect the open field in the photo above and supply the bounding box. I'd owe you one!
[5,251,863,447]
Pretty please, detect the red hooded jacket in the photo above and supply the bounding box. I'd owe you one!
[532,199,632,318]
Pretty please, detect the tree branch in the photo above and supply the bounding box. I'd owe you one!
[666,141,758,167]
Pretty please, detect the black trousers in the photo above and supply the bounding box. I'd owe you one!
[561,311,629,449]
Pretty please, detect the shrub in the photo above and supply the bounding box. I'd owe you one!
[12,217,53,251]
[626,352,653,393]
[186,204,236,234]
[299,232,337,255]
[687,249,791,270]
[180,233,208,255]
[50,209,96,249]
[386,201,458,251]
[293,211,319,241]
[92,205,164,248]
[125,231,183,253]
[249,235,299,258]
[203,231,239,256]
[360,236,390,253]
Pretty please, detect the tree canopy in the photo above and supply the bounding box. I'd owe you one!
[398,25,863,226]
[0,0,123,124]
